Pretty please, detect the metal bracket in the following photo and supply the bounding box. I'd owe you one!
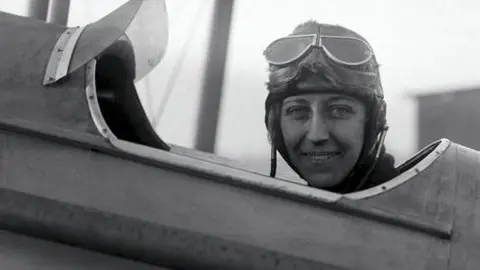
[43,26,87,85]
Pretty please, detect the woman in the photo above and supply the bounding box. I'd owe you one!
[263,20,398,193]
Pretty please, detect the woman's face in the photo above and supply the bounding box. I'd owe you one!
[280,93,367,189]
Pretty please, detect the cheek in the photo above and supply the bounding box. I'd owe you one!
[279,117,302,149]
[335,120,365,153]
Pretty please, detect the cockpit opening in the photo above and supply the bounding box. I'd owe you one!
[94,47,170,151]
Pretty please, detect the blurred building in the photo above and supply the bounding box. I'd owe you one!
[416,86,480,151]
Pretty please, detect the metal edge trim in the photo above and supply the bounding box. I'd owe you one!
[344,138,452,200]
[85,59,118,141]
[43,26,87,85]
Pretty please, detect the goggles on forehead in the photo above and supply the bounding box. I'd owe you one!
[263,34,374,67]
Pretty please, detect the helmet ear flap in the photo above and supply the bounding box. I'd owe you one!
[265,104,278,144]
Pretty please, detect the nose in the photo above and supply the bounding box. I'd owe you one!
[306,113,329,144]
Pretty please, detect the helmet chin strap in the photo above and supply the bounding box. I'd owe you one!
[352,125,389,191]
[268,103,305,180]
[269,144,277,177]
[268,128,388,191]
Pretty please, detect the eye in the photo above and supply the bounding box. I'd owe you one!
[287,106,307,113]
[285,106,310,119]
[328,105,353,118]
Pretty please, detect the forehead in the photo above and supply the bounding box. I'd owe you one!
[283,93,362,105]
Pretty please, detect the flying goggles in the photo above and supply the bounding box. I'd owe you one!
[264,33,374,67]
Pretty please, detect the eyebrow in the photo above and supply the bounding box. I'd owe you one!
[327,95,360,104]
[283,95,359,105]
[283,97,310,105]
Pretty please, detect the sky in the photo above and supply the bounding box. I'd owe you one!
[2,0,480,177]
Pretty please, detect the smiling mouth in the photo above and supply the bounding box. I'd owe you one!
[302,152,341,162]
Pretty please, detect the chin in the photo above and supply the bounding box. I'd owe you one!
[305,173,343,189]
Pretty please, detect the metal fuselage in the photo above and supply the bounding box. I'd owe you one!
[0,1,479,269]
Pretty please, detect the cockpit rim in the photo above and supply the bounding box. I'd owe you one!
[85,53,452,203]
[83,53,452,239]
[344,138,451,200]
